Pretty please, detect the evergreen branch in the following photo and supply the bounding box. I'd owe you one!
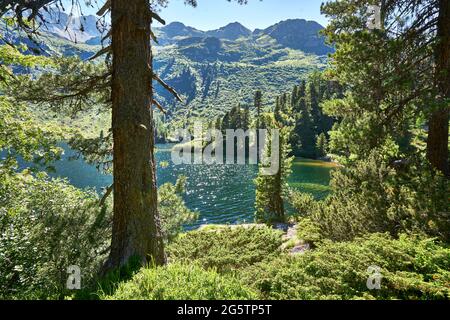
[12,70,112,115]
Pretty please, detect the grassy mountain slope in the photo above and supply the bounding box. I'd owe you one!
[153,19,330,126]
[154,36,326,127]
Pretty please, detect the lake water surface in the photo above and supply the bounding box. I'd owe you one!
[44,144,336,228]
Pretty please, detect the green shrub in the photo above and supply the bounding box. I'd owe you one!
[167,225,283,273]
[0,170,199,299]
[0,172,111,299]
[288,191,318,217]
[240,233,450,300]
[300,153,449,242]
[101,263,257,300]
[158,176,198,242]
[294,217,324,247]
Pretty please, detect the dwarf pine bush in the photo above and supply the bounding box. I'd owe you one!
[101,263,257,300]
[239,233,450,300]
[167,225,283,273]
[290,153,450,242]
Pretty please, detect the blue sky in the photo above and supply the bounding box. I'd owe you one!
[156,0,328,30]
[66,0,328,30]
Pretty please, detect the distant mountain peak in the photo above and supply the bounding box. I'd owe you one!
[259,19,332,55]
[222,21,249,29]
[165,21,187,28]
[206,22,252,41]
[39,11,100,43]
[158,21,204,40]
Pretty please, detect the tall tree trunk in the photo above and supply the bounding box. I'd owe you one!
[106,0,166,269]
[427,0,450,177]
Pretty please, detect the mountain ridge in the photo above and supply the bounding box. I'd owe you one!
[34,11,332,55]
[156,19,332,55]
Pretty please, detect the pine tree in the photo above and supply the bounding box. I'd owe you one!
[103,0,167,268]
[215,117,222,130]
[298,80,306,99]
[235,104,242,129]
[254,90,263,129]
[255,123,293,224]
[294,97,316,158]
[242,105,250,131]
[428,0,450,176]
[286,75,341,158]
[274,96,283,124]
[321,0,449,175]
[221,112,231,132]
[316,133,328,158]
[291,86,300,110]
[307,82,322,132]
[253,90,264,161]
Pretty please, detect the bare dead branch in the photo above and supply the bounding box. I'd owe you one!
[97,0,111,17]
[100,184,113,207]
[88,45,112,61]
[151,11,166,25]
[152,72,183,103]
[152,99,167,114]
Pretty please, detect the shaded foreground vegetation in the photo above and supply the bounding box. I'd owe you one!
[103,227,449,300]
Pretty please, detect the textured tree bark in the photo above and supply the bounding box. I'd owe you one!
[106,0,166,269]
[427,0,450,177]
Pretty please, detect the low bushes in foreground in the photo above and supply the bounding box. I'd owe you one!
[101,263,257,300]
[167,225,284,273]
[239,233,450,300]
[0,172,198,300]
[0,172,110,300]
[102,231,449,301]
